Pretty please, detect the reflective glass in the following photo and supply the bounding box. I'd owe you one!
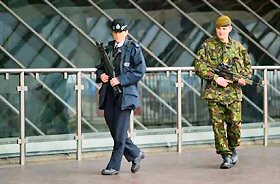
[81,74,105,133]
[0,10,69,68]
[207,0,280,62]
[25,73,76,136]
[5,0,100,68]
[0,74,19,138]
[171,0,279,65]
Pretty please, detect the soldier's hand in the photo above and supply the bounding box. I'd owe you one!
[110,77,120,87]
[238,78,246,86]
[215,77,233,87]
[100,73,109,83]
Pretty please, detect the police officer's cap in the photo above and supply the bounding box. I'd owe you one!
[216,15,232,28]
[111,18,128,32]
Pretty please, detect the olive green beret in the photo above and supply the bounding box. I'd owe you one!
[216,15,232,28]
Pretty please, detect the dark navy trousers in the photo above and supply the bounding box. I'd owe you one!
[104,86,140,171]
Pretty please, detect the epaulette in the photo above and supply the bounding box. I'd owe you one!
[127,39,140,48]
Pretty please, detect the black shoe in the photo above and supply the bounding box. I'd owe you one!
[231,149,238,165]
[220,155,232,169]
[101,168,119,175]
[131,152,145,173]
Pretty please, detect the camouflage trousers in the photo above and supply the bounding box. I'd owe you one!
[208,101,242,156]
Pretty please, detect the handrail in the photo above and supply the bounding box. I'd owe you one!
[1,66,280,73]
[1,66,280,72]
[235,0,280,36]
[0,66,278,164]
[0,66,277,124]
[201,0,280,65]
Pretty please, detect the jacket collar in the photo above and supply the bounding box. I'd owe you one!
[215,36,233,48]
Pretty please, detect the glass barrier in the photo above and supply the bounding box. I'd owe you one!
[24,72,76,156]
[268,70,280,139]
[207,0,280,62]
[141,72,177,128]
[0,68,278,161]
[0,74,20,138]
[81,74,107,133]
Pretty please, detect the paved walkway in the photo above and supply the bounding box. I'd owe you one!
[0,145,279,184]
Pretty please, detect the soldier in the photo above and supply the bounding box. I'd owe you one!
[195,15,252,169]
[96,18,146,175]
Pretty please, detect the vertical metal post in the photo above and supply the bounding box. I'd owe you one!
[263,69,269,146]
[129,110,135,141]
[176,70,183,152]
[17,72,28,165]
[75,72,84,160]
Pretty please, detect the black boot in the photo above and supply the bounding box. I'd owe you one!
[220,155,232,169]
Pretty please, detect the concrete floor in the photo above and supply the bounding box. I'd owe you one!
[0,145,279,184]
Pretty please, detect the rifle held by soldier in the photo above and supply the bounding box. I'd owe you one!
[214,62,262,86]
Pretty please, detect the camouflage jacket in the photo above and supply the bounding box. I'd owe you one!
[195,37,252,105]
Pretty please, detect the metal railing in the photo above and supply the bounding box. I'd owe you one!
[0,66,279,165]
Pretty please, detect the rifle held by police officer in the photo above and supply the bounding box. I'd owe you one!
[96,41,122,95]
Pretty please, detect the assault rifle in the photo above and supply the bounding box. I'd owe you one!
[214,62,262,86]
[96,41,122,95]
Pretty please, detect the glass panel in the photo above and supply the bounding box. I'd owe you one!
[136,71,177,146]
[0,74,19,138]
[182,72,209,127]
[0,51,20,68]
[242,0,280,31]
[141,72,177,128]
[133,0,210,65]
[171,0,278,65]
[81,74,103,133]
[0,10,68,68]
[268,70,280,138]
[5,0,100,68]
[25,72,77,155]
[25,73,76,136]
[207,0,280,62]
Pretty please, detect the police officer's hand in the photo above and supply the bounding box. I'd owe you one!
[238,78,246,86]
[110,77,120,87]
[100,73,109,83]
[215,77,233,87]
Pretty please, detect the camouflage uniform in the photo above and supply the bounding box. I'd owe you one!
[195,37,252,156]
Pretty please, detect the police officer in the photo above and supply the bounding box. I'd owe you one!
[96,18,146,175]
[195,15,252,169]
